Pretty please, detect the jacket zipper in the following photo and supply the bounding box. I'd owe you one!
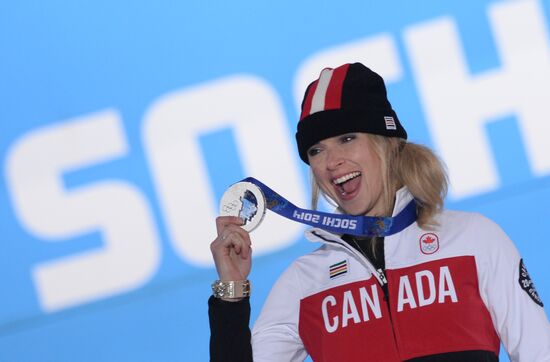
[311,231,401,357]
[377,267,400,358]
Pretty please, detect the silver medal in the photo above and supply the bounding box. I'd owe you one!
[219,181,266,232]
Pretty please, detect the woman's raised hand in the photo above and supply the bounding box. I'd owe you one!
[211,216,252,282]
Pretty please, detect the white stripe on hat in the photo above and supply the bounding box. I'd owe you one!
[310,68,334,114]
[384,116,397,130]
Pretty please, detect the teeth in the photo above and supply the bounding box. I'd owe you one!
[333,172,361,185]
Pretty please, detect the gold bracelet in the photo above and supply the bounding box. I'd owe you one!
[211,280,251,299]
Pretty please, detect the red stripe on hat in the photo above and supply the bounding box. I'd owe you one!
[300,80,319,121]
[324,63,349,111]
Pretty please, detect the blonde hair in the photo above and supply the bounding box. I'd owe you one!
[311,134,448,230]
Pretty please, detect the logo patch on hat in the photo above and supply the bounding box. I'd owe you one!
[384,116,397,130]
[329,259,348,279]
[419,233,439,255]
[518,259,544,307]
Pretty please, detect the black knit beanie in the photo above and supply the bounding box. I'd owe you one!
[295,62,407,164]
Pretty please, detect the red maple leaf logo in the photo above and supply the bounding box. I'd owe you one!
[423,236,435,244]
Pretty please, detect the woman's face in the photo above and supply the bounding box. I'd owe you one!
[307,132,385,216]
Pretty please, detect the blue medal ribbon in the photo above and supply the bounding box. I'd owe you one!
[242,177,417,237]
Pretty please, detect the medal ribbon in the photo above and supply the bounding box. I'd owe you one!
[243,177,417,237]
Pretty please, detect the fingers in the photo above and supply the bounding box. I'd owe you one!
[213,216,252,259]
[225,231,251,259]
[211,216,253,280]
[216,228,251,259]
[216,216,244,234]
[215,216,251,257]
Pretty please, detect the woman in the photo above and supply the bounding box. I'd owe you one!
[209,63,550,361]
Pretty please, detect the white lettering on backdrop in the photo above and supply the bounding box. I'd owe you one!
[4,0,549,311]
[5,111,161,311]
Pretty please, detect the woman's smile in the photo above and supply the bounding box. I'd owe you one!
[332,171,361,199]
[308,133,385,216]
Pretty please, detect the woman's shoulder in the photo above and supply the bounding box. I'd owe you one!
[436,208,515,252]
[291,243,341,268]
[437,208,502,231]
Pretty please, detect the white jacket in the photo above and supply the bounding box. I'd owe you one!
[252,188,550,361]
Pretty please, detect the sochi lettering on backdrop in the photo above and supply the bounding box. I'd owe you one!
[142,75,306,266]
[4,0,550,314]
[5,111,161,311]
[404,0,550,198]
[296,0,550,199]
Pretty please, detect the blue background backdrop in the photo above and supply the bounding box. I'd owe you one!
[1,0,549,361]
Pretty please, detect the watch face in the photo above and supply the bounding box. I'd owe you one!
[219,181,266,232]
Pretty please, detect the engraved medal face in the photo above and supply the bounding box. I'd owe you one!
[219,181,266,232]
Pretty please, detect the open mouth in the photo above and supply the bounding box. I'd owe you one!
[332,171,361,196]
